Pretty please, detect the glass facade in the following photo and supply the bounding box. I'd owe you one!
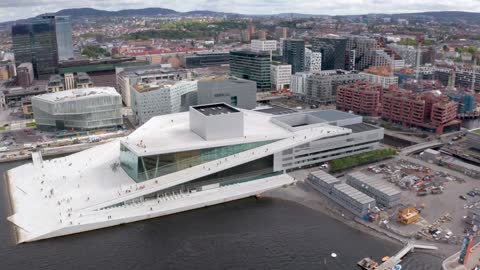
[311,37,347,70]
[229,51,271,91]
[282,39,305,74]
[12,16,59,78]
[120,141,274,182]
[55,16,74,61]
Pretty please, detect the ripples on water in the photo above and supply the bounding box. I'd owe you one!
[0,161,441,269]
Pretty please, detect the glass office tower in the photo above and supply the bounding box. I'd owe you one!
[12,16,74,78]
[282,39,305,74]
[311,37,347,70]
[229,50,271,91]
[55,16,74,61]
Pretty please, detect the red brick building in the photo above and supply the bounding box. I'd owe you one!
[336,82,383,117]
[382,89,460,135]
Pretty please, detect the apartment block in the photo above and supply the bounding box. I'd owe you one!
[336,82,382,116]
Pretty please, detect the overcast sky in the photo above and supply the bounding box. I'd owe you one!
[1,0,480,22]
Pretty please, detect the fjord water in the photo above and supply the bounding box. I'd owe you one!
[0,161,441,269]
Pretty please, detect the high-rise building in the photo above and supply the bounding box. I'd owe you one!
[251,40,277,53]
[305,48,322,72]
[282,39,305,74]
[346,36,379,71]
[229,50,272,91]
[16,63,34,88]
[12,16,74,78]
[258,30,267,40]
[311,37,347,70]
[54,16,74,61]
[271,63,292,90]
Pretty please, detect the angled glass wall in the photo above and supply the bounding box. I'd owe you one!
[120,140,275,182]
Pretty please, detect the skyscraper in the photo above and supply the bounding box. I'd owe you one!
[229,50,272,91]
[282,39,305,74]
[311,37,347,70]
[12,16,74,78]
[54,16,74,61]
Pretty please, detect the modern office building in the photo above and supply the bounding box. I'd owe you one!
[282,39,305,74]
[251,40,277,53]
[184,52,230,68]
[47,72,93,92]
[229,50,272,91]
[6,105,383,242]
[306,170,375,218]
[271,63,292,90]
[16,63,34,88]
[31,87,123,131]
[382,89,460,134]
[311,37,347,70]
[305,48,322,72]
[197,76,257,109]
[304,70,364,104]
[54,16,74,61]
[345,36,379,71]
[336,82,382,117]
[12,16,74,77]
[131,80,198,124]
[346,172,402,208]
[116,65,192,107]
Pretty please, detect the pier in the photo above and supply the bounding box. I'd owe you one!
[375,241,438,270]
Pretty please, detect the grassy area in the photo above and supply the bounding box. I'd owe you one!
[329,148,397,173]
[0,126,6,131]
[473,129,480,134]
[25,122,36,127]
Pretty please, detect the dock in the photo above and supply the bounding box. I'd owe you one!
[375,241,438,270]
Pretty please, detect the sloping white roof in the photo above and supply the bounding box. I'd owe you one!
[122,110,295,156]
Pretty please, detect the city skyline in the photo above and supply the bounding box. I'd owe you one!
[1,0,480,22]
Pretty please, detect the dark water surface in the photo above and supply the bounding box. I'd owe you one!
[0,161,441,270]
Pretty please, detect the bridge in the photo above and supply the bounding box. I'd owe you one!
[376,241,438,270]
[399,140,444,156]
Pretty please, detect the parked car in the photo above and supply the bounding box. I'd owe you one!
[444,231,452,239]
[467,191,476,197]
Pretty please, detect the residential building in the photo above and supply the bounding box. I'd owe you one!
[184,52,230,68]
[336,82,383,116]
[250,39,277,53]
[382,89,460,134]
[12,16,73,77]
[346,36,379,71]
[304,70,364,104]
[116,65,192,107]
[31,87,122,131]
[311,36,347,70]
[131,80,198,124]
[16,63,34,88]
[7,105,383,242]
[291,72,310,95]
[229,50,272,91]
[360,66,398,88]
[305,48,322,72]
[197,76,257,109]
[282,39,305,74]
[346,172,402,208]
[271,63,292,90]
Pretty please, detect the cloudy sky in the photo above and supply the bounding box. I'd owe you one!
[1,0,480,22]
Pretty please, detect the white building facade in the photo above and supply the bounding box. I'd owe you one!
[271,63,292,90]
[305,48,322,72]
[251,39,277,52]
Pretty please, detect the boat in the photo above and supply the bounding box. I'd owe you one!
[357,257,379,270]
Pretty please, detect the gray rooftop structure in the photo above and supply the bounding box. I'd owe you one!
[309,170,340,185]
[346,171,401,208]
[333,183,376,205]
[308,109,360,122]
[192,103,240,116]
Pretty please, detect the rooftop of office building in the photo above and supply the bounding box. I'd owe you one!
[132,80,186,93]
[32,87,119,103]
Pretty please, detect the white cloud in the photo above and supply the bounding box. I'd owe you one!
[1,0,480,22]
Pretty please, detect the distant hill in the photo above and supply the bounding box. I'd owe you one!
[2,8,480,25]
